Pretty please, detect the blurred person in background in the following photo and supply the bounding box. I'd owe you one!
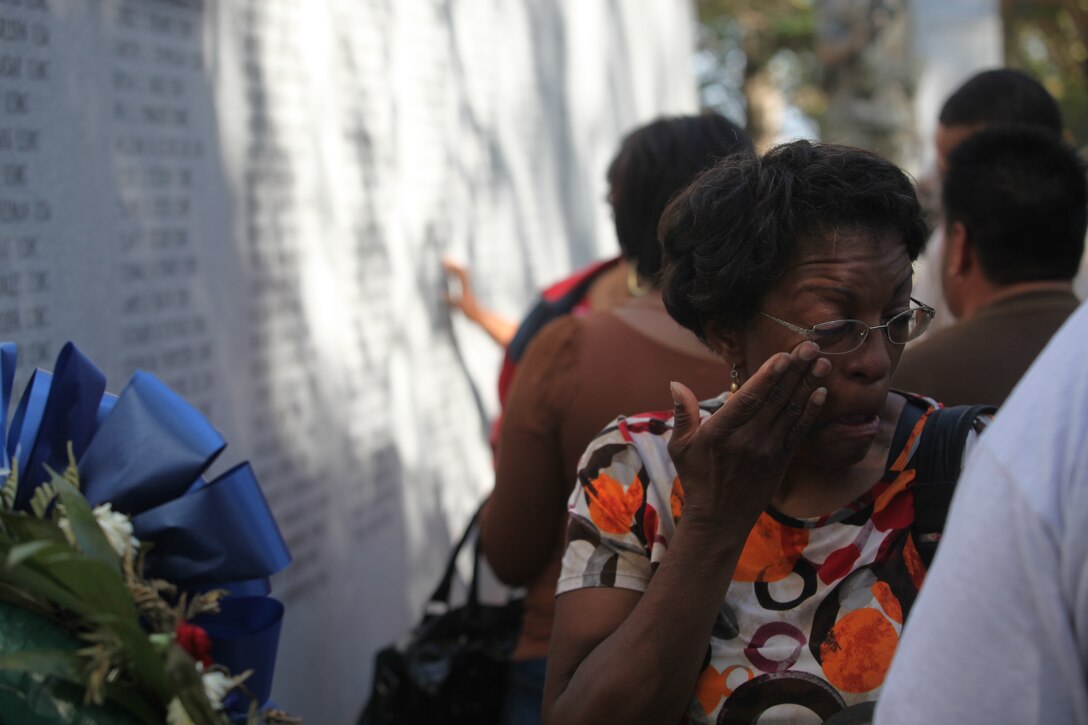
[445,250,628,452]
[443,108,694,433]
[894,125,1087,406]
[480,113,753,725]
[909,68,1086,333]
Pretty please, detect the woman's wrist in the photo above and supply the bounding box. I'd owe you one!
[673,509,753,559]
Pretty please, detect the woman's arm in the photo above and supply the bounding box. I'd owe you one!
[442,259,518,348]
[544,342,830,724]
[544,519,747,725]
[481,316,581,585]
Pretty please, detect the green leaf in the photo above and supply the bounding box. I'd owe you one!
[0,650,162,724]
[162,643,219,725]
[50,475,120,571]
[0,561,96,617]
[42,558,136,620]
[6,541,64,570]
[0,582,55,619]
[88,614,172,704]
[101,682,166,725]
[0,511,68,546]
[2,546,135,621]
[0,649,84,681]
[0,653,92,722]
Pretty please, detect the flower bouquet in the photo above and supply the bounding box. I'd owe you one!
[0,342,294,723]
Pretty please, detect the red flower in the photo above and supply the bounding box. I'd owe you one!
[176,620,213,667]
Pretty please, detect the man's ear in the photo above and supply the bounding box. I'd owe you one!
[944,220,974,279]
[941,220,974,320]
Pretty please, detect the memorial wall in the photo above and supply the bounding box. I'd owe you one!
[0,0,699,720]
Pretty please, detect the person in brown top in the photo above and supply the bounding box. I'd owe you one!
[893,125,1087,406]
[911,68,1073,338]
[479,113,752,725]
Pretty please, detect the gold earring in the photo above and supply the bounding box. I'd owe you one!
[626,262,651,297]
[730,364,740,393]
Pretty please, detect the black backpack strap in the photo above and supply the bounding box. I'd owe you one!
[886,397,926,472]
[911,403,996,568]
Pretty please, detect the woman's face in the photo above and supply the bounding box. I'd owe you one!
[731,229,914,468]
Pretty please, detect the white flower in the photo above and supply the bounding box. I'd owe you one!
[91,503,139,556]
[166,666,235,722]
[58,502,140,557]
[165,698,195,725]
[201,668,235,710]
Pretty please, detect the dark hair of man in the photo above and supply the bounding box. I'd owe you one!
[658,141,928,342]
[942,125,1088,285]
[607,113,753,281]
[938,69,1062,134]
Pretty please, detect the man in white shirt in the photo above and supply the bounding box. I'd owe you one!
[875,300,1088,723]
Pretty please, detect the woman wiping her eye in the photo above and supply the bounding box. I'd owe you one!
[543,141,987,725]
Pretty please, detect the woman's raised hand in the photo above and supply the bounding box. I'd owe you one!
[441,258,481,319]
[667,341,830,534]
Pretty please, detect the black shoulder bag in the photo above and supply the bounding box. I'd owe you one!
[359,503,523,725]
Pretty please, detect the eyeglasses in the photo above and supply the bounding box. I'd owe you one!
[760,298,936,355]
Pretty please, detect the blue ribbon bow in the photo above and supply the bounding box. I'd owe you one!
[0,343,292,710]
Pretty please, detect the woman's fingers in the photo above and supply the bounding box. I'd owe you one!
[711,353,791,430]
[677,341,831,469]
[765,354,830,436]
[710,341,819,433]
[441,257,467,280]
[667,381,702,463]
[752,341,821,422]
[441,258,473,294]
[442,258,480,314]
[781,386,827,453]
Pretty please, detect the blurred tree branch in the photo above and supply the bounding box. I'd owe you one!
[696,0,821,148]
[700,1,1088,152]
[1002,0,1088,144]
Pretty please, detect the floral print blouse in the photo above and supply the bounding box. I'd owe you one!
[558,392,963,724]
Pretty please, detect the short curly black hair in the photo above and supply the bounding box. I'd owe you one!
[607,113,752,281]
[659,140,928,342]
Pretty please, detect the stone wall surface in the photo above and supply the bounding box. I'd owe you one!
[0,0,698,720]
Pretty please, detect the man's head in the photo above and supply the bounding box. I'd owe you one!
[941,126,1087,317]
[936,69,1062,175]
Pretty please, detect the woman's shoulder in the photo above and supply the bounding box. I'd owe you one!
[603,392,727,436]
[889,390,993,477]
[579,394,729,470]
[513,314,586,385]
[525,312,584,352]
[893,389,939,412]
[590,305,722,364]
